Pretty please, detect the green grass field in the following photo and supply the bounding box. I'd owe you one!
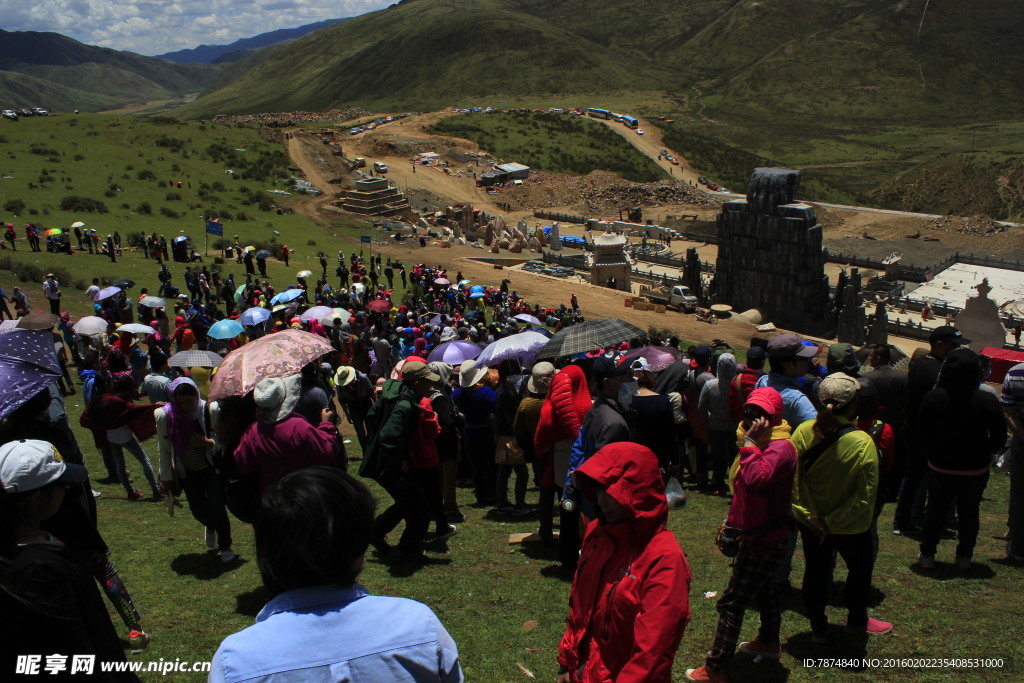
[430,111,664,183]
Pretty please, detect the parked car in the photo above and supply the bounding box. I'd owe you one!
[636,128,644,135]
[698,177,708,185]
[670,158,679,165]
[660,149,669,156]
[2,109,17,121]
[18,108,33,117]
[31,108,48,116]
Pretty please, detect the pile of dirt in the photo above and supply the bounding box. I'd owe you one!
[496,171,724,213]
[365,134,457,158]
[924,214,1008,237]
[213,108,370,126]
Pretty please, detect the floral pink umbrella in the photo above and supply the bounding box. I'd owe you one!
[209,329,334,401]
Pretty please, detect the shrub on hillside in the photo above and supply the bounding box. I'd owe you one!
[4,199,26,214]
[136,202,153,215]
[60,196,108,213]
[137,169,158,181]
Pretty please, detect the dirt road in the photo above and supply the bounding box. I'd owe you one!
[594,116,704,186]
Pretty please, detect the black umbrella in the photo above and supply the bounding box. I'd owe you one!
[112,278,136,289]
[537,318,645,359]
[256,250,272,259]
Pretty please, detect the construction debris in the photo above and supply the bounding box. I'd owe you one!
[925,214,1008,237]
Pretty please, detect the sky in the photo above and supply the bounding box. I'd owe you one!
[0,0,393,56]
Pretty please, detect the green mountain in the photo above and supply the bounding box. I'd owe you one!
[178,0,1024,122]
[0,29,222,112]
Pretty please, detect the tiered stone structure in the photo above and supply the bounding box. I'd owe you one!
[714,168,831,335]
[588,230,632,291]
[339,177,410,216]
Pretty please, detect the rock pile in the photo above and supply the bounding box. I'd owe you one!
[211,109,370,126]
[580,180,724,210]
[925,214,1007,236]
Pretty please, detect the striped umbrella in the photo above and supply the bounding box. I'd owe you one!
[537,318,645,359]
[168,350,224,368]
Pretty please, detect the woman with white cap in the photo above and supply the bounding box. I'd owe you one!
[234,375,340,499]
[0,440,139,680]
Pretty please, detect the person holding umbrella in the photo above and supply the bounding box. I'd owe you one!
[280,244,289,267]
[257,251,268,278]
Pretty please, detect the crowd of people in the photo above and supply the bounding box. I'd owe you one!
[0,244,1020,681]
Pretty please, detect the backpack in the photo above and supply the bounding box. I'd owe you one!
[359,384,418,486]
[205,404,261,524]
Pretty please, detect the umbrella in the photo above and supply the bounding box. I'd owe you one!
[470,292,485,299]
[476,331,550,366]
[234,284,248,303]
[270,289,303,305]
[209,319,245,340]
[296,270,313,279]
[458,280,471,286]
[514,313,542,326]
[72,316,109,335]
[71,221,85,228]
[244,245,256,253]
[470,285,485,293]
[42,228,64,237]
[239,307,271,326]
[538,318,645,359]
[173,235,190,243]
[116,323,156,335]
[0,320,19,335]
[93,286,122,301]
[0,329,62,420]
[300,306,334,323]
[617,345,682,373]
[366,299,393,313]
[434,278,450,285]
[16,312,59,330]
[111,278,135,289]
[427,340,482,365]
[168,350,224,368]
[209,329,334,401]
[256,250,271,259]
[139,296,166,308]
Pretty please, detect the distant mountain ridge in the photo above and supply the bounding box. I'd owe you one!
[175,0,1024,123]
[0,29,219,111]
[155,18,349,64]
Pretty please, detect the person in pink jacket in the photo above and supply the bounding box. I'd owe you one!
[686,387,797,682]
[234,375,340,498]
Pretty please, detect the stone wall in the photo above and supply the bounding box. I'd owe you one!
[714,168,833,335]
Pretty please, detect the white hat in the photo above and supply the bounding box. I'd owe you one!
[0,440,87,494]
[527,361,556,394]
[458,359,488,388]
[254,374,302,423]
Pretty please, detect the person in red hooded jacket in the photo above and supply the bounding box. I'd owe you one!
[557,442,691,683]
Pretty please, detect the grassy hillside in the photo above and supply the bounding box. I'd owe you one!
[0,29,220,112]
[176,0,671,117]
[0,114,328,276]
[431,111,664,182]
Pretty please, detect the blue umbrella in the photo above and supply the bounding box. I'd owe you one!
[426,340,481,365]
[93,285,121,301]
[173,235,190,243]
[270,288,303,305]
[458,280,471,286]
[209,319,245,340]
[0,329,62,420]
[514,313,542,326]
[239,307,271,326]
[470,285,485,293]
[470,292,486,298]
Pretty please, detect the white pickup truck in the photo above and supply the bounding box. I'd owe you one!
[639,285,699,312]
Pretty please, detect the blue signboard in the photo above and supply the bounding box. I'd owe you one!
[206,220,223,236]
[360,235,371,244]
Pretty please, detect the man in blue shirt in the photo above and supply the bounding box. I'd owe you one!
[209,467,463,682]
[754,334,818,429]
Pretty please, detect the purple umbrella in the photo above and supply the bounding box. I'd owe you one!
[476,331,550,367]
[427,340,481,365]
[617,345,682,373]
[514,313,542,326]
[0,329,62,420]
[93,285,122,301]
